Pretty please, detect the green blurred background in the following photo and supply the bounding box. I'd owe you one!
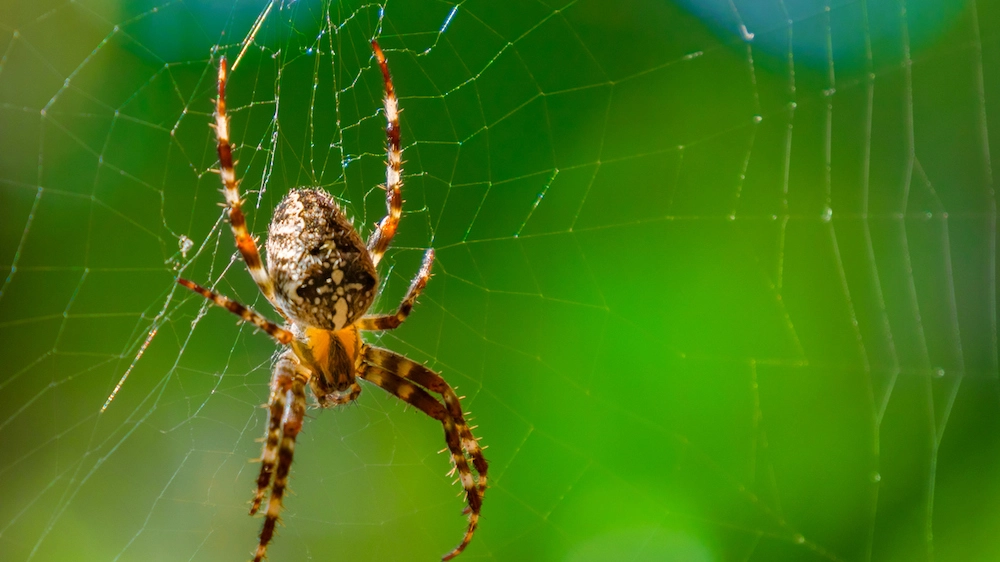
[1,0,998,560]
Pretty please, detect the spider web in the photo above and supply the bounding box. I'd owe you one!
[1,0,998,560]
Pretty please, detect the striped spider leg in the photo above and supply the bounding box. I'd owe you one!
[366,39,402,267]
[358,250,489,560]
[359,346,488,560]
[211,56,281,312]
[176,40,487,562]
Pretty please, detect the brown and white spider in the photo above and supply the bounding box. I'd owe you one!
[177,41,487,562]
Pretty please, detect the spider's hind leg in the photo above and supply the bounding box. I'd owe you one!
[366,40,403,267]
[214,57,281,308]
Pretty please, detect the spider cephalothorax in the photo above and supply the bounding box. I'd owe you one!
[177,40,487,562]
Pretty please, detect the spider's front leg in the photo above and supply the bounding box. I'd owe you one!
[360,348,488,560]
[251,350,310,562]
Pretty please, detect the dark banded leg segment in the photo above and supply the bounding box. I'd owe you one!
[250,351,303,515]
[367,40,403,267]
[177,278,292,344]
[360,361,485,561]
[253,354,309,562]
[215,57,279,306]
[358,248,434,331]
[364,347,487,499]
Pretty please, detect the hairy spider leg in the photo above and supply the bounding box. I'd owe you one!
[366,40,403,267]
[361,354,486,561]
[364,347,487,499]
[250,385,282,516]
[177,279,292,344]
[358,248,434,331]
[254,353,309,562]
[214,56,280,307]
[249,353,306,516]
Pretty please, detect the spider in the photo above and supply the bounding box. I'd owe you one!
[177,41,487,562]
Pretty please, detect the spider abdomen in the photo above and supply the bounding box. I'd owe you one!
[266,188,377,330]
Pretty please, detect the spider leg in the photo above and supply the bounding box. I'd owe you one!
[361,353,486,561]
[358,248,434,331]
[364,347,487,497]
[215,57,280,307]
[366,40,403,267]
[253,353,309,562]
[250,350,305,515]
[250,391,280,516]
[177,278,292,344]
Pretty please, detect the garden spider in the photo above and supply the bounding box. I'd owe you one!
[177,41,487,561]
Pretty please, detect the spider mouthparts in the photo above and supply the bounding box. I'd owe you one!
[319,388,358,407]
